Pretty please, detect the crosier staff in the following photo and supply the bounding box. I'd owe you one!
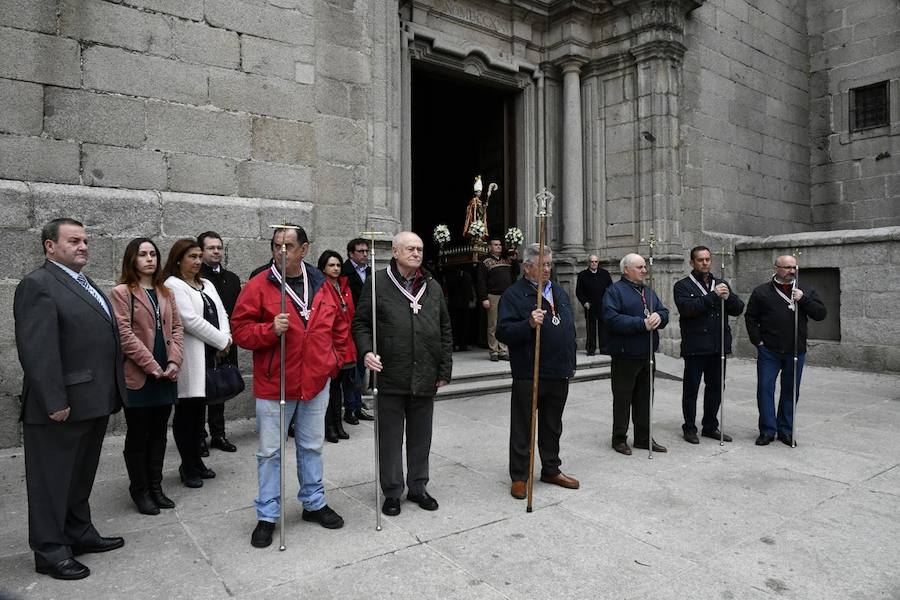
[526,188,554,513]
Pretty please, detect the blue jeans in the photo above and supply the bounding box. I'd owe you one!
[756,346,805,438]
[254,382,328,522]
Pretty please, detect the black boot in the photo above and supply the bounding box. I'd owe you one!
[124,452,160,515]
[325,390,340,443]
[147,436,175,509]
[334,401,349,440]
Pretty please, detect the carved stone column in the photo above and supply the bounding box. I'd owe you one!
[560,58,587,252]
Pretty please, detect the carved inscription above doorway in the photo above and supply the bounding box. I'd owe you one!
[433,0,510,37]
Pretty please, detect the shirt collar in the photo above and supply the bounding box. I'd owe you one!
[49,260,81,280]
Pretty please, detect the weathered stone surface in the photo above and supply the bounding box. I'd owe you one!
[204,0,315,45]
[257,198,314,238]
[317,2,366,49]
[0,27,81,88]
[0,136,79,184]
[44,88,147,148]
[236,161,313,201]
[251,117,315,165]
[82,144,167,190]
[315,162,356,205]
[160,192,261,238]
[60,0,173,55]
[31,183,162,239]
[316,43,370,84]
[240,35,314,81]
[0,0,57,33]
[83,45,208,105]
[146,102,251,158]
[0,180,31,229]
[173,20,240,68]
[123,0,204,20]
[315,76,349,117]
[0,79,42,136]
[167,154,238,196]
[209,69,314,121]
[315,115,367,165]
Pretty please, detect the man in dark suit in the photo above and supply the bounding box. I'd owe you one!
[575,254,613,355]
[14,218,127,580]
[341,237,373,423]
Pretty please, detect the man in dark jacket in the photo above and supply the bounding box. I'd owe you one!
[198,231,242,453]
[674,246,744,444]
[575,254,613,355]
[745,254,827,446]
[603,253,670,455]
[496,243,579,500]
[477,238,519,361]
[341,237,373,423]
[353,231,452,517]
[14,218,126,580]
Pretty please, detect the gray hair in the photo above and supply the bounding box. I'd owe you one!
[523,243,552,265]
[619,253,643,272]
[392,231,423,249]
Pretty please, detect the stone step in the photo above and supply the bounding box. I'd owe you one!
[436,364,611,400]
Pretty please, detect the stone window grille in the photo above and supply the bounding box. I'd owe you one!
[849,81,890,131]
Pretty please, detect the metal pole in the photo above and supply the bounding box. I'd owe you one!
[278,240,287,551]
[646,231,656,460]
[526,212,546,513]
[719,248,728,447]
[791,257,800,448]
[361,230,384,531]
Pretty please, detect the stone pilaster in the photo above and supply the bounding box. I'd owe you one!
[560,58,587,253]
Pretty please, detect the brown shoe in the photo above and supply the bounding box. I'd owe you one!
[612,441,632,456]
[539,472,580,489]
[510,480,526,499]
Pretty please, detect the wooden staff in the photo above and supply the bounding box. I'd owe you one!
[527,189,553,512]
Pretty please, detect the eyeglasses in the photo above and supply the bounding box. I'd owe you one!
[775,265,797,270]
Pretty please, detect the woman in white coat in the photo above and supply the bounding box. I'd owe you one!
[163,238,232,488]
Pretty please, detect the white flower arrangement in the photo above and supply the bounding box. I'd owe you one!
[433,224,451,246]
[467,219,486,239]
[505,226,524,248]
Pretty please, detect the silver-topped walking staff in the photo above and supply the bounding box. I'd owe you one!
[646,231,658,460]
[268,223,300,551]
[790,249,801,448]
[715,246,733,447]
[361,229,385,530]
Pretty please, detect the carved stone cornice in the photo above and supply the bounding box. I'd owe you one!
[630,39,687,64]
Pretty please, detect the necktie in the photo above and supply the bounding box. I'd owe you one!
[76,273,110,317]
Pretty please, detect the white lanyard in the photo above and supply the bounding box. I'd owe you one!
[385,267,427,314]
[270,263,310,319]
[688,273,714,296]
[772,279,795,312]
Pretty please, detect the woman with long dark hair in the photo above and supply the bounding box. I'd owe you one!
[317,250,357,443]
[110,238,184,514]
[163,239,232,488]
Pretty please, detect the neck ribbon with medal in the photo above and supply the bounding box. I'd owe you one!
[771,276,796,312]
[386,266,427,315]
[688,271,714,296]
[532,279,560,325]
[269,262,311,319]
[631,281,651,317]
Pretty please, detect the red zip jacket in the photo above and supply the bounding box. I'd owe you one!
[332,275,357,365]
[231,264,348,401]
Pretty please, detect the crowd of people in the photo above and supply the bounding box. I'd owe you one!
[14,218,826,580]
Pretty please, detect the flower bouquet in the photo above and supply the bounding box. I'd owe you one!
[505,226,524,249]
[433,223,451,246]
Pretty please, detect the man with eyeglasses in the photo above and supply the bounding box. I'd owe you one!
[575,254,613,355]
[745,255,826,446]
[341,238,374,423]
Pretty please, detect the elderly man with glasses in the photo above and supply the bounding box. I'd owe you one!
[745,255,827,446]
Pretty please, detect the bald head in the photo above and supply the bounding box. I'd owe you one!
[392,231,424,275]
[773,254,798,283]
[620,253,647,284]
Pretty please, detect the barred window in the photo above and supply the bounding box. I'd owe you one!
[850,81,889,131]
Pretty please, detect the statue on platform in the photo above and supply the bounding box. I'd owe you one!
[463,175,497,241]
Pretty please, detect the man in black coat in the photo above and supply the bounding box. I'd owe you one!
[341,237,373,423]
[575,254,613,355]
[496,243,579,500]
[14,218,127,580]
[198,231,242,453]
[673,246,744,444]
[353,232,452,517]
[745,254,827,446]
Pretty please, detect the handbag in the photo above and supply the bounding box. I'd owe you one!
[205,358,245,403]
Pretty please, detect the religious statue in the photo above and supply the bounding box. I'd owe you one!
[463,175,497,241]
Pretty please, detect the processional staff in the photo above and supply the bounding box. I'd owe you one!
[714,246,734,447]
[790,248,801,449]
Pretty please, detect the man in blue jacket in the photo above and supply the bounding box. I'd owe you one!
[603,253,669,455]
[497,243,579,500]
[673,246,744,444]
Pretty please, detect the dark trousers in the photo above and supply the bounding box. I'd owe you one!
[757,346,806,438]
[24,416,109,564]
[199,403,225,440]
[681,354,724,434]
[449,306,470,350]
[329,368,356,417]
[377,393,434,498]
[611,357,653,446]
[509,378,569,482]
[584,310,606,354]
[124,405,173,489]
[173,399,205,476]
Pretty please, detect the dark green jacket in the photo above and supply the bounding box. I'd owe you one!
[352,261,453,397]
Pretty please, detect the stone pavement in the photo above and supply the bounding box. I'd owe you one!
[0,353,898,599]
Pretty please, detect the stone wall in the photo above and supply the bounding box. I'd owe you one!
[808,0,900,230]
[0,0,396,447]
[681,0,812,240]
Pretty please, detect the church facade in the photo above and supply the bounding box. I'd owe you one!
[0,0,897,446]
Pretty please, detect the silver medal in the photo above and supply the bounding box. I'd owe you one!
[552,315,560,326]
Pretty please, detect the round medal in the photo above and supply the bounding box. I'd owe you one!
[551,315,561,326]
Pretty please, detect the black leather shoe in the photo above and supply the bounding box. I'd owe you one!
[612,441,632,455]
[325,425,339,443]
[302,505,344,529]
[130,488,160,515]
[288,421,295,437]
[683,430,700,444]
[407,491,439,511]
[343,409,359,425]
[489,353,499,362]
[382,497,401,516]
[251,520,275,548]
[35,556,90,580]
[199,439,209,457]
[179,465,203,488]
[355,408,374,421]
[149,485,175,509]
[702,430,732,442]
[778,434,795,446]
[197,461,216,479]
[633,440,667,453]
[72,536,124,556]
[755,434,774,446]
[210,437,237,452]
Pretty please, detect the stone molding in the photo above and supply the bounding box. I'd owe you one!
[735,226,900,251]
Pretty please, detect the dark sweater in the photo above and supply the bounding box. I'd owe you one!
[673,270,744,356]
[744,279,827,354]
[602,278,669,359]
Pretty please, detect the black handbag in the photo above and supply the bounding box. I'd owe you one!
[205,359,245,403]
